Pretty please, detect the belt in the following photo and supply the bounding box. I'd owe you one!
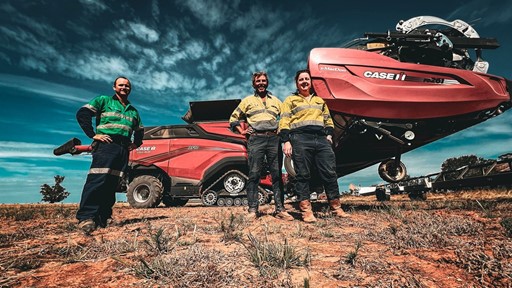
[109,135,132,146]
[252,130,277,136]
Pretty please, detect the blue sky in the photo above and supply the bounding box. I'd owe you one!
[1,0,511,203]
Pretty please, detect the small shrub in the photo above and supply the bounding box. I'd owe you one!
[345,241,362,266]
[243,233,310,278]
[40,175,70,203]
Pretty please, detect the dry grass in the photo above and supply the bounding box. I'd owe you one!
[1,189,511,287]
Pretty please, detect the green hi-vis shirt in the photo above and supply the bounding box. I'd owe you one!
[83,95,143,138]
[229,93,282,131]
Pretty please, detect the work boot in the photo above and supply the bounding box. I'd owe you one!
[78,219,96,234]
[329,198,350,218]
[275,210,294,221]
[299,200,317,223]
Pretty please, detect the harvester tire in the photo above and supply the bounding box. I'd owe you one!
[378,159,407,183]
[127,175,163,208]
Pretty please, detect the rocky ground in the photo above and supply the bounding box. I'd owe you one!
[1,189,511,287]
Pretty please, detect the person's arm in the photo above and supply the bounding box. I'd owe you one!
[279,97,293,157]
[322,102,334,144]
[76,106,96,139]
[229,100,252,135]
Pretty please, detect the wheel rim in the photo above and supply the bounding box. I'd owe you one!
[225,198,234,206]
[233,198,242,206]
[134,184,151,203]
[217,198,226,206]
[202,190,218,206]
[223,173,245,194]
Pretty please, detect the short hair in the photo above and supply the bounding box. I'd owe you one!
[113,76,131,87]
[252,71,268,85]
[294,69,310,83]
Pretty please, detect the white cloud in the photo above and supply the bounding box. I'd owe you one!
[0,74,95,104]
[176,0,237,28]
[128,22,160,43]
[447,0,512,26]
[78,0,109,13]
[0,141,90,161]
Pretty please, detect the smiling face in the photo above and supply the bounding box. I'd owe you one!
[113,77,131,99]
[252,72,269,95]
[295,71,311,96]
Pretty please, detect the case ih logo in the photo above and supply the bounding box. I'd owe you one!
[364,71,406,81]
[136,146,156,153]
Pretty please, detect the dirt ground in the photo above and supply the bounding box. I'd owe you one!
[1,190,511,288]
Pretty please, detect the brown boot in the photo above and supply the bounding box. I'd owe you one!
[299,200,317,223]
[329,198,350,218]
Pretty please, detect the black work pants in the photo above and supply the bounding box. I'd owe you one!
[76,142,128,227]
[290,133,339,202]
[246,134,284,212]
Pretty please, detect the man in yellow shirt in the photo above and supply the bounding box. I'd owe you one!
[230,71,293,221]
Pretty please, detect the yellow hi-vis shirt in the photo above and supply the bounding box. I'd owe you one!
[229,93,282,131]
[279,93,334,142]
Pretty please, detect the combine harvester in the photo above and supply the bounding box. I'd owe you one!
[56,16,511,208]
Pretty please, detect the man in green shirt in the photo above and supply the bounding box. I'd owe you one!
[76,76,144,233]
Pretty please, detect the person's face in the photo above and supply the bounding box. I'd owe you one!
[296,72,311,94]
[113,78,131,98]
[253,75,268,93]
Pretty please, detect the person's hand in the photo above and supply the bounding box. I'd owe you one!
[283,141,292,157]
[326,135,333,145]
[93,134,112,143]
[242,127,254,135]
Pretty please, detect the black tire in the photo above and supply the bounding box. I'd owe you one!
[162,196,189,207]
[127,175,163,208]
[201,190,218,206]
[375,187,389,201]
[284,156,296,177]
[378,159,407,183]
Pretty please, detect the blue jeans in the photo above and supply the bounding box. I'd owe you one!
[76,142,128,227]
[290,133,339,202]
[246,134,284,211]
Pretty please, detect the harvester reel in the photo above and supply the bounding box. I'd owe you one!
[378,159,407,183]
[223,172,246,194]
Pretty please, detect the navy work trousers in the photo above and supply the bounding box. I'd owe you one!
[290,133,340,202]
[246,134,284,212]
[76,142,128,227]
